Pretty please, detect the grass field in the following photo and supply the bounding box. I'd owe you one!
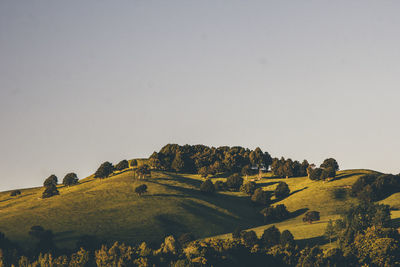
[0,168,398,250]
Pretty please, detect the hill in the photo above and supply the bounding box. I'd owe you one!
[1,168,397,250]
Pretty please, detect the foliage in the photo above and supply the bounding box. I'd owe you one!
[226,173,244,191]
[10,190,21,196]
[115,160,129,171]
[43,174,58,187]
[200,179,215,194]
[134,184,148,196]
[274,182,290,199]
[130,159,138,168]
[261,204,290,223]
[42,183,59,198]
[309,168,323,181]
[214,180,227,191]
[351,173,400,202]
[240,181,257,195]
[261,225,281,247]
[94,162,114,179]
[136,164,151,179]
[280,230,295,246]
[271,157,309,178]
[62,172,79,186]
[198,166,210,178]
[320,158,339,171]
[240,230,258,247]
[321,167,336,180]
[302,211,320,224]
[251,188,270,205]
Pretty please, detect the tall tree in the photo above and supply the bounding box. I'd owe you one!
[63,173,79,186]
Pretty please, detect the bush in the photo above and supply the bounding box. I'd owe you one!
[134,184,147,196]
[42,183,59,199]
[261,226,281,247]
[43,175,58,187]
[200,179,215,194]
[251,188,270,205]
[10,190,21,196]
[240,181,256,195]
[63,173,79,186]
[261,204,290,223]
[274,182,290,199]
[214,181,227,191]
[241,230,258,247]
[280,230,295,246]
[226,173,244,191]
[115,160,129,171]
[303,211,320,224]
[94,162,114,178]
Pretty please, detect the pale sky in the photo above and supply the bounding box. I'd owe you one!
[1,1,400,191]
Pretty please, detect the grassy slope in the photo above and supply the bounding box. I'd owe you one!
[1,168,398,250]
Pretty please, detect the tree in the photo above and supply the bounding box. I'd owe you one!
[309,168,323,181]
[324,219,336,244]
[214,180,227,191]
[260,204,290,223]
[303,211,320,224]
[62,173,79,186]
[251,188,270,205]
[171,152,185,172]
[130,159,138,168]
[94,162,114,179]
[320,158,339,171]
[200,179,215,194]
[274,182,290,199]
[42,183,59,198]
[321,167,336,180]
[241,165,252,178]
[198,166,210,178]
[240,181,257,195]
[261,226,281,247]
[10,190,21,196]
[115,160,129,171]
[280,230,295,246]
[43,175,58,187]
[226,173,243,191]
[136,164,151,179]
[134,184,147,196]
[241,230,259,247]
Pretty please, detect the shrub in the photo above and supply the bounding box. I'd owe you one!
[42,183,59,199]
[274,182,290,199]
[115,160,129,171]
[62,173,79,186]
[303,211,320,224]
[214,181,227,191]
[261,226,281,247]
[261,204,290,223]
[226,173,244,191]
[240,181,256,195]
[135,184,147,196]
[200,179,215,194]
[10,190,21,196]
[94,162,114,178]
[43,175,58,187]
[280,230,295,246]
[241,230,258,247]
[251,188,270,205]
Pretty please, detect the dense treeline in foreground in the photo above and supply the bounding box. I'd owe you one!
[0,201,398,266]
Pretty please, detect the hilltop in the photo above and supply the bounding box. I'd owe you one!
[0,167,391,250]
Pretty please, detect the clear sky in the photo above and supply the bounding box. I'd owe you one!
[1,1,400,191]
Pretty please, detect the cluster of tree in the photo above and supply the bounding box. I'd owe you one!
[135,164,151,179]
[42,175,59,198]
[94,159,136,179]
[200,173,245,194]
[149,144,272,175]
[10,190,21,197]
[260,204,290,223]
[308,158,339,181]
[351,173,400,202]
[270,157,309,178]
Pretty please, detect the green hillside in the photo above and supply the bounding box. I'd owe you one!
[1,168,398,250]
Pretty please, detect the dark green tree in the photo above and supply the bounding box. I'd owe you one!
[320,158,339,171]
[280,230,295,246]
[62,173,79,186]
[130,159,138,168]
[240,181,257,195]
[251,188,270,205]
[136,164,151,179]
[226,173,243,191]
[115,160,129,171]
[303,211,320,224]
[10,190,21,196]
[134,184,147,196]
[43,175,58,187]
[200,179,215,194]
[171,152,185,172]
[42,183,59,198]
[94,162,114,179]
[261,225,281,247]
[274,182,290,199]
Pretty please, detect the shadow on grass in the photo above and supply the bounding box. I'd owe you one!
[153,172,202,188]
[257,182,279,187]
[330,172,365,182]
[289,187,308,197]
[0,192,36,203]
[290,208,309,219]
[296,235,328,248]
